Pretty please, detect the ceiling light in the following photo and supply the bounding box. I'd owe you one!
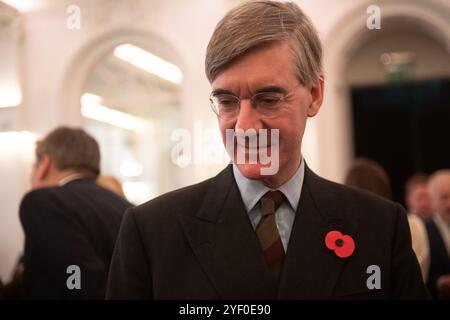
[1,0,43,12]
[81,93,144,130]
[114,44,183,84]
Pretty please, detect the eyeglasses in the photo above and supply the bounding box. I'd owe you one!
[209,85,299,120]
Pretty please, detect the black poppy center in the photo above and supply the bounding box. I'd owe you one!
[335,238,344,247]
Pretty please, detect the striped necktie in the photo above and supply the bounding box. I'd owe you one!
[256,190,285,277]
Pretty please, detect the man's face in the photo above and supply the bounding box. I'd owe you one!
[431,175,450,223]
[211,41,322,187]
[406,184,432,219]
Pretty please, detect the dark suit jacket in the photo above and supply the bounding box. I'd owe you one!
[106,165,428,299]
[20,178,132,299]
[425,219,450,299]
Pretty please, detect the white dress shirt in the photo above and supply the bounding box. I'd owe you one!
[434,213,450,258]
[232,158,305,252]
[407,213,430,281]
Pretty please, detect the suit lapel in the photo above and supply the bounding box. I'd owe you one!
[277,165,358,299]
[178,165,277,299]
[179,164,359,299]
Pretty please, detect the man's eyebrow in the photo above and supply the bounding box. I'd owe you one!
[211,88,234,96]
[212,86,288,96]
[255,86,288,94]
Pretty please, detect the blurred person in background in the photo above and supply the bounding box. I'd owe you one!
[344,159,430,281]
[404,174,432,282]
[19,126,132,299]
[405,174,433,220]
[1,256,24,300]
[425,170,450,299]
[344,158,392,200]
[97,175,127,200]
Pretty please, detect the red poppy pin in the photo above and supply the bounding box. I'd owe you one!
[325,230,355,258]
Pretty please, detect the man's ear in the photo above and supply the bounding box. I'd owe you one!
[36,154,52,181]
[307,76,324,117]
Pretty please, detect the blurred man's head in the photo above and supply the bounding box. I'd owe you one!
[31,127,100,189]
[206,0,324,187]
[344,158,392,200]
[405,174,432,220]
[428,170,450,224]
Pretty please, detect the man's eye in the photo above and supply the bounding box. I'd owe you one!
[256,94,282,107]
[218,97,237,107]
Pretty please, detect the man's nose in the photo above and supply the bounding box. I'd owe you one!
[235,99,263,131]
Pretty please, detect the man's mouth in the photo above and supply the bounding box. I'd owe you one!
[236,138,270,149]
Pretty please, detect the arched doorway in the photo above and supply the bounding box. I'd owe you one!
[346,18,450,203]
[60,29,186,204]
[318,0,450,185]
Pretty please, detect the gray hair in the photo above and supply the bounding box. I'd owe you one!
[205,0,323,86]
[428,169,450,196]
[36,126,101,178]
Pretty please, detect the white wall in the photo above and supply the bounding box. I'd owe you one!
[0,132,35,281]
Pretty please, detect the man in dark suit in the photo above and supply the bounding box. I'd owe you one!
[425,170,450,299]
[106,1,428,299]
[20,127,132,299]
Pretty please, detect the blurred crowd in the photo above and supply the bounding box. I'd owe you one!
[345,158,450,299]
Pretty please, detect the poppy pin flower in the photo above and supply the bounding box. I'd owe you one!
[325,230,355,258]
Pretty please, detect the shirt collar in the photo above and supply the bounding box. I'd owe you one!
[58,173,86,186]
[232,158,305,212]
[435,213,450,230]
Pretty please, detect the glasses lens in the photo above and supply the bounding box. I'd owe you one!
[254,92,283,115]
[211,94,239,119]
[210,92,285,119]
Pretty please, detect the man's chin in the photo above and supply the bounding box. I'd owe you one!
[235,162,275,180]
